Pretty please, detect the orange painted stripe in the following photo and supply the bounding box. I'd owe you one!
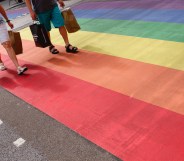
[1,39,184,115]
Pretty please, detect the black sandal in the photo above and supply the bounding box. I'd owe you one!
[49,45,59,54]
[65,44,78,53]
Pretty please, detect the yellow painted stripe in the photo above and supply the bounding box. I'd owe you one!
[20,28,184,71]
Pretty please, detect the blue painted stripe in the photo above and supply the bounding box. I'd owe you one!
[74,9,184,23]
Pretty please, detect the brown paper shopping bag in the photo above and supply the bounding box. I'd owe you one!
[62,7,80,33]
[8,30,23,55]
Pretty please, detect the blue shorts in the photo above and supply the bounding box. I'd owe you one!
[37,5,64,31]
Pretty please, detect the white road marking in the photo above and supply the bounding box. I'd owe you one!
[0,119,3,125]
[13,138,26,147]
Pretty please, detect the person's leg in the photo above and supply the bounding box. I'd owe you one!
[2,41,28,75]
[51,6,78,53]
[0,55,3,64]
[58,26,69,45]
[46,31,59,54]
[0,23,19,68]
[2,41,19,68]
[0,24,7,70]
[0,54,6,71]
[0,23,27,74]
[37,10,59,54]
[47,31,59,54]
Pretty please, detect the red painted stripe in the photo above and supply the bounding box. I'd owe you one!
[0,57,184,161]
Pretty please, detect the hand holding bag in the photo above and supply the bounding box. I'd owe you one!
[29,22,51,48]
[61,7,80,33]
[8,30,23,55]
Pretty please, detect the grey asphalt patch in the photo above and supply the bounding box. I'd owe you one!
[0,120,47,161]
[0,87,122,161]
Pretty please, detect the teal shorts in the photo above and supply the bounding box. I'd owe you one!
[37,5,64,31]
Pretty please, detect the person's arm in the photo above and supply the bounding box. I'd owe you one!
[25,0,36,20]
[0,5,13,29]
[0,5,10,22]
[57,0,65,8]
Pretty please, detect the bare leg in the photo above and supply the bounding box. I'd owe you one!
[59,26,78,53]
[0,55,3,63]
[47,31,50,40]
[59,26,69,46]
[0,55,6,70]
[2,41,19,68]
[47,31,60,54]
[2,41,28,74]
[47,27,69,45]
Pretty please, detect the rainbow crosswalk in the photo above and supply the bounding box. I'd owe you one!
[1,1,184,160]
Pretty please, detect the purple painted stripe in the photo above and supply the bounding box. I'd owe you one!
[73,1,184,10]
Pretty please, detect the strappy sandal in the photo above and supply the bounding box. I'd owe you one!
[49,45,59,54]
[65,44,78,53]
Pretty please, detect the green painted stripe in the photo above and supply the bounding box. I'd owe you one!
[78,18,184,42]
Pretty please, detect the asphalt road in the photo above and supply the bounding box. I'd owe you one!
[0,87,121,161]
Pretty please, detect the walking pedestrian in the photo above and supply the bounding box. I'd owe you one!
[25,0,78,54]
[0,5,28,75]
